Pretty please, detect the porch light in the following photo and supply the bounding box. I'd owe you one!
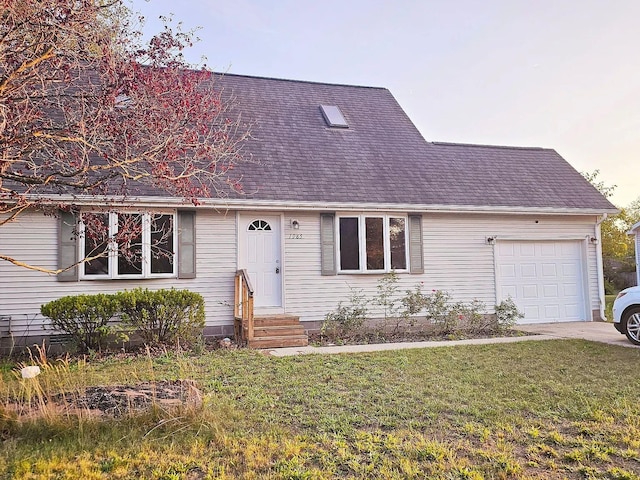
[291,219,300,230]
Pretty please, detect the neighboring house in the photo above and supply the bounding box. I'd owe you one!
[0,73,617,348]
[629,222,640,286]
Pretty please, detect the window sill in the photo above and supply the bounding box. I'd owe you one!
[79,275,178,281]
[337,270,409,275]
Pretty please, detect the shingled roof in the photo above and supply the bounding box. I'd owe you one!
[214,73,615,213]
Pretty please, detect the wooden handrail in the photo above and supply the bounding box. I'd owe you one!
[237,269,254,296]
[234,269,254,345]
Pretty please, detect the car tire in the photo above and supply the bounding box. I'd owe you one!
[622,307,640,345]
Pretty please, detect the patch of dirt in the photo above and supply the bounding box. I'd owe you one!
[52,380,203,417]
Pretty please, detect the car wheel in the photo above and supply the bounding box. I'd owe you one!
[622,307,640,345]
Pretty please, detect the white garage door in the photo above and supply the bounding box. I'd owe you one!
[496,240,586,323]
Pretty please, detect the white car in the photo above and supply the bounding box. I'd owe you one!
[613,286,640,345]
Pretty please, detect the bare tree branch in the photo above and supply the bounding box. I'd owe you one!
[1,0,252,271]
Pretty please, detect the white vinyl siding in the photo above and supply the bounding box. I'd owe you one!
[0,210,237,339]
[281,212,601,324]
[0,209,604,338]
[422,213,600,318]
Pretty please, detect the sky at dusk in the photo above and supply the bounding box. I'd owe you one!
[130,0,640,208]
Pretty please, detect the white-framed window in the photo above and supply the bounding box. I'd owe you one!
[337,215,408,273]
[80,211,177,279]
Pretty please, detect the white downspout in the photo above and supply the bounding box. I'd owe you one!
[595,214,607,321]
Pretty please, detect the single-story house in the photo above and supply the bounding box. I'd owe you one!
[0,73,617,348]
[629,222,640,286]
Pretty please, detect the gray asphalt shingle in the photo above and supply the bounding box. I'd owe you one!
[215,73,614,211]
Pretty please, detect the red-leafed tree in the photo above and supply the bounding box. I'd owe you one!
[1,0,250,273]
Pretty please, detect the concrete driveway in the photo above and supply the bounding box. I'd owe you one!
[515,321,638,348]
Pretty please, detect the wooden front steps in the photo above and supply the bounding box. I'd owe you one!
[248,315,308,349]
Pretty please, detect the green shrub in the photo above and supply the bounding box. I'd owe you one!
[400,284,430,319]
[495,296,524,331]
[116,288,205,346]
[458,298,491,334]
[421,289,460,333]
[375,271,401,321]
[322,275,521,343]
[40,294,120,352]
[321,287,368,342]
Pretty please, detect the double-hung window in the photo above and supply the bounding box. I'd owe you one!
[80,211,176,279]
[337,215,407,272]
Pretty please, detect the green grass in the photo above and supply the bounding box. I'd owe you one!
[2,340,640,479]
[606,294,617,322]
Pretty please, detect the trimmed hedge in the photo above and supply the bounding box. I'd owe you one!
[41,288,205,351]
[116,288,205,345]
[40,294,120,352]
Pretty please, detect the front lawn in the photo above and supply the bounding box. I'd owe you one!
[1,340,640,479]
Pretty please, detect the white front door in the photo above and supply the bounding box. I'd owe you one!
[239,215,282,308]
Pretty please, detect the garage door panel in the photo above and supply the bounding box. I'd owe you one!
[520,263,537,277]
[543,284,558,298]
[564,303,582,320]
[540,243,557,256]
[544,304,560,318]
[564,304,580,318]
[502,285,517,298]
[561,242,580,255]
[522,284,538,298]
[520,243,536,256]
[499,264,517,278]
[498,242,515,256]
[497,240,585,323]
[563,283,578,296]
[523,305,540,320]
[542,263,557,276]
[562,263,579,276]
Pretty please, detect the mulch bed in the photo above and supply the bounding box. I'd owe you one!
[21,380,204,418]
[309,328,532,346]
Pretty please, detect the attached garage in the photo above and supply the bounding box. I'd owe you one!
[495,240,588,323]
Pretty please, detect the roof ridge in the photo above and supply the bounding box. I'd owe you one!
[213,71,388,91]
[431,141,552,151]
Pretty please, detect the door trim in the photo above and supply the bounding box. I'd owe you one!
[237,212,285,314]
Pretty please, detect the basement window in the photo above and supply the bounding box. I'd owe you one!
[320,105,348,128]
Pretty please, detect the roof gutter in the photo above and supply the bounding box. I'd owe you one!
[21,195,620,216]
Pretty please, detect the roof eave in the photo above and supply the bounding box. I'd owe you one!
[25,194,619,216]
[628,221,640,235]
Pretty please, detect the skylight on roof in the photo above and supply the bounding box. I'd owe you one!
[320,105,348,128]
